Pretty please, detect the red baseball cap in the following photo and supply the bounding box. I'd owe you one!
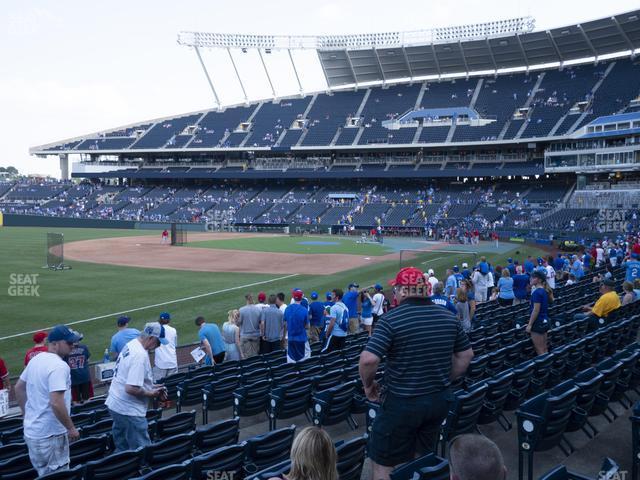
[292,290,304,301]
[257,292,266,302]
[33,331,48,343]
[389,267,426,286]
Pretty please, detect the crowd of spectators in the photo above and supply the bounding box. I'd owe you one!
[6,228,640,477]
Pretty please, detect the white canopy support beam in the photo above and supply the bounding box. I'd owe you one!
[402,46,414,81]
[546,31,564,66]
[258,49,277,99]
[373,48,386,85]
[194,46,220,108]
[227,48,248,103]
[431,43,442,79]
[344,50,360,88]
[288,50,304,95]
[577,24,598,60]
[611,16,637,56]
[515,33,530,71]
[458,41,470,78]
[485,38,498,73]
[316,50,332,91]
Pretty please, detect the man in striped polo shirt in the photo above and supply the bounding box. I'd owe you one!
[359,266,474,480]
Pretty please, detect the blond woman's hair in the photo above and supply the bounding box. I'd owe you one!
[287,427,338,480]
[227,309,239,325]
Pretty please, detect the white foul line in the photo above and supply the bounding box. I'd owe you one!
[420,256,446,265]
[0,273,299,342]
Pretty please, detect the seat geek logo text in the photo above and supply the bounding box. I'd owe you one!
[207,472,236,480]
[8,274,40,297]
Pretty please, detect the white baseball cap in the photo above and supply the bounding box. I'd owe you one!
[427,269,435,275]
[462,262,468,268]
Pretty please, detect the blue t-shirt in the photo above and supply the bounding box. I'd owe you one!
[361,297,373,318]
[284,303,309,342]
[445,275,457,297]
[583,254,592,269]
[497,277,515,300]
[67,344,91,385]
[530,287,549,321]
[199,323,225,363]
[342,291,359,319]
[329,302,349,337]
[110,328,140,356]
[430,294,457,314]
[507,264,516,276]
[308,301,326,327]
[524,260,535,274]
[625,261,640,282]
[553,257,565,272]
[571,260,584,279]
[512,274,530,299]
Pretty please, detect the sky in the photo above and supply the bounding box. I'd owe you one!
[1,0,638,177]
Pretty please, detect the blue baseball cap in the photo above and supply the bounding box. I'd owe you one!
[374,284,383,291]
[507,258,513,263]
[537,257,544,265]
[143,322,169,345]
[310,291,318,299]
[48,325,82,343]
[453,265,459,272]
[159,312,171,321]
[117,315,131,327]
[325,292,333,300]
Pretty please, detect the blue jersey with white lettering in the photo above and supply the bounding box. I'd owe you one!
[430,295,457,314]
[625,260,640,282]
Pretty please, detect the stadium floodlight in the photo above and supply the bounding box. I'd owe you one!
[177,17,535,51]
[178,16,535,103]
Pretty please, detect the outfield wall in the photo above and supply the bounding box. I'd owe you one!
[0,215,209,231]
[1,214,136,229]
[1,214,613,242]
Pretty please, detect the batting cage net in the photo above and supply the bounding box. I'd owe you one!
[171,224,187,246]
[46,232,72,270]
[398,249,478,270]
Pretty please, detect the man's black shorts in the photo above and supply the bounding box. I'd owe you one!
[369,390,451,467]
[324,335,346,353]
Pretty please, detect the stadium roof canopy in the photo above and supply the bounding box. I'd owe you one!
[179,9,640,89]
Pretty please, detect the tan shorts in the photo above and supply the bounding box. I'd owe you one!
[308,325,321,343]
[241,337,260,358]
[349,317,360,334]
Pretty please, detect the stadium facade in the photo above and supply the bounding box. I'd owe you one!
[5,10,639,237]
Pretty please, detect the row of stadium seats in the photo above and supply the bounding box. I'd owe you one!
[38,58,640,151]
[2,179,582,231]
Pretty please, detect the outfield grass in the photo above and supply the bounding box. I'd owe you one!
[0,226,547,375]
[188,235,393,256]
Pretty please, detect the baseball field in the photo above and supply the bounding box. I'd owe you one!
[0,226,547,374]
